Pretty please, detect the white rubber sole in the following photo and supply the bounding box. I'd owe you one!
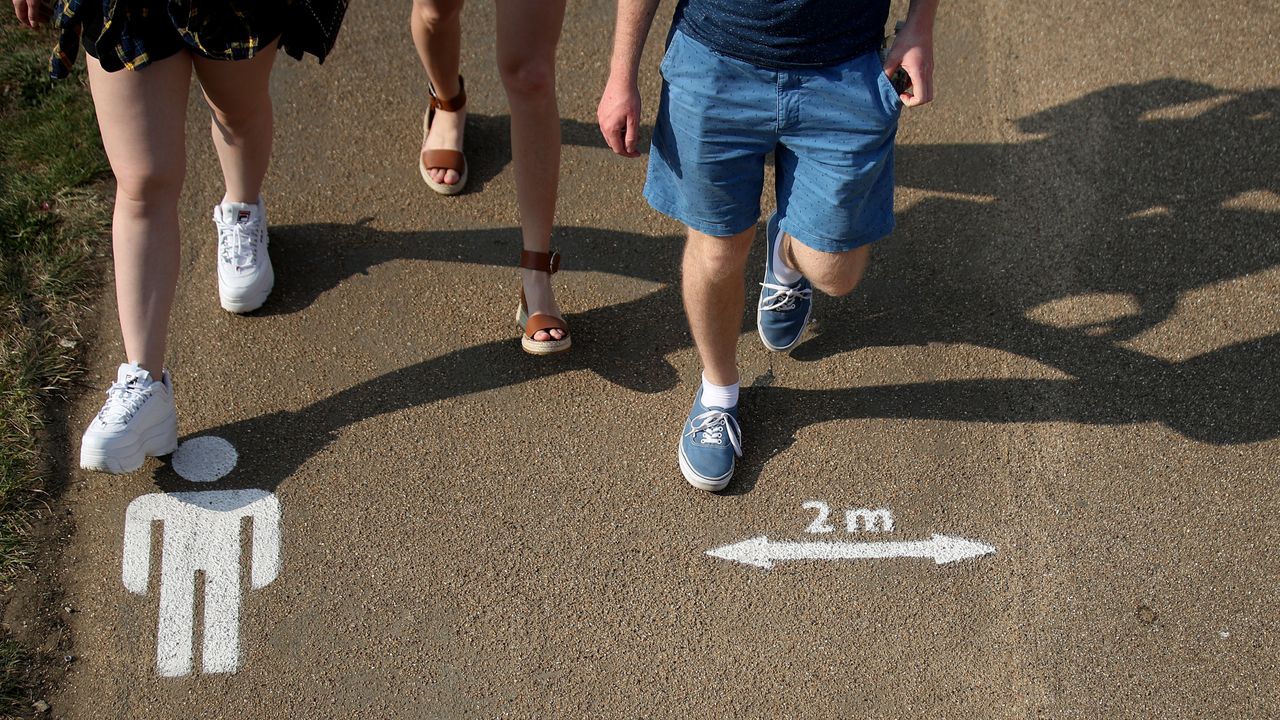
[80,418,178,475]
[219,264,274,314]
[756,291,812,352]
[678,442,733,492]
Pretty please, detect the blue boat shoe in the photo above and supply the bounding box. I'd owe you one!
[757,212,814,352]
[677,387,742,492]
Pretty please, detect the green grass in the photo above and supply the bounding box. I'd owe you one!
[0,13,109,716]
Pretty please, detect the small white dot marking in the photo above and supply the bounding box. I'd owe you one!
[171,436,238,483]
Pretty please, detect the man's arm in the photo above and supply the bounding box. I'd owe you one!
[597,0,663,158]
[883,0,938,107]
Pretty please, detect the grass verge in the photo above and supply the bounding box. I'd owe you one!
[0,13,109,716]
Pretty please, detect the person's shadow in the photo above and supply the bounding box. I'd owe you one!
[456,115,654,192]
[159,79,1278,495]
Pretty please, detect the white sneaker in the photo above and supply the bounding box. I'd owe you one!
[214,198,274,313]
[80,363,178,474]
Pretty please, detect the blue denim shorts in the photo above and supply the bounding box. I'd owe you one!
[645,29,902,253]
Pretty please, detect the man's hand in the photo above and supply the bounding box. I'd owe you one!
[599,0,660,157]
[883,3,937,107]
[13,0,49,28]
[598,76,643,158]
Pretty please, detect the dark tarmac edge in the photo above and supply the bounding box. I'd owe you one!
[4,279,126,720]
[0,212,116,720]
[3,259,124,720]
[2,401,77,720]
[0,16,112,719]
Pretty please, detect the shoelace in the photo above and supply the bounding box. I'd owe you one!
[98,379,152,424]
[687,409,743,457]
[216,217,260,270]
[759,281,813,312]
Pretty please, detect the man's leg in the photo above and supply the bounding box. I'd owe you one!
[677,226,754,491]
[761,48,900,349]
[638,29,775,490]
[683,226,755,385]
[756,224,873,352]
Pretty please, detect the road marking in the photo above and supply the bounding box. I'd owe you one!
[123,489,280,677]
[706,534,995,570]
[845,507,894,533]
[801,500,836,533]
[171,436,238,483]
[802,500,895,534]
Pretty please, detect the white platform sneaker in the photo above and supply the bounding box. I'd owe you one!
[214,199,274,313]
[80,363,178,474]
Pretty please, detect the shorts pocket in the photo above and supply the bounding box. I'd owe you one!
[870,48,911,113]
[874,61,905,114]
[659,29,688,79]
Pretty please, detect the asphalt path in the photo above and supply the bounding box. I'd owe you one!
[46,0,1278,717]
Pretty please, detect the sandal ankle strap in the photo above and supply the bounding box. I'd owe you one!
[519,250,560,274]
[429,76,466,113]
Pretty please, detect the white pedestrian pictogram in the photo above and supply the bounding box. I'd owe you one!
[122,489,280,677]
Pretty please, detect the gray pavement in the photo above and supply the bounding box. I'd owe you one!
[47,0,1279,717]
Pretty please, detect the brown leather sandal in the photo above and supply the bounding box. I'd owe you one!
[515,250,571,355]
[419,76,468,196]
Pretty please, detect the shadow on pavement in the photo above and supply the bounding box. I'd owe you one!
[161,79,1278,494]
[461,114,653,192]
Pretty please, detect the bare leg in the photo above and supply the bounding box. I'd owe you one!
[86,53,193,377]
[411,0,466,186]
[683,227,755,385]
[496,0,568,341]
[194,40,278,204]
[784,235,871,297]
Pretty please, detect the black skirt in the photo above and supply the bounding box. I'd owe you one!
[50,0,348,79]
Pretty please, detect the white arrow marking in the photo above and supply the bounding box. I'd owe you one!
[706,534,996,570]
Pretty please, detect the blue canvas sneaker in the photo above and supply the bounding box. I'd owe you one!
[678,387,742,492]
[757,212,814,351]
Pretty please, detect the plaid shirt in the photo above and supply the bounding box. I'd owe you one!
[50,0,347,79]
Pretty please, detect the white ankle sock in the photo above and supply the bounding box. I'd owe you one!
[700,374,740,409]
[771,226,803,285]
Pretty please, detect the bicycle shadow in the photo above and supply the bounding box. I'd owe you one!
[158,79,1277,495]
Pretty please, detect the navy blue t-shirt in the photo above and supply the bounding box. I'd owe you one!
[673,0,890,69]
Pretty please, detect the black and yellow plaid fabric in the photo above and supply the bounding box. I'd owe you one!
[50,0,291,79]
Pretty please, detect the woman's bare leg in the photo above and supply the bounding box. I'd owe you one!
[86,52,193,376]
[194,40,278,204]
[411,0,466,186]
[496,0,568,341]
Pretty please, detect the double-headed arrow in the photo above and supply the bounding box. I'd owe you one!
[706,534,996,570]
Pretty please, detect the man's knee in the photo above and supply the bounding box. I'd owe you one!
[686,227,753,274]
[791,241,869,297]
[816,270,863,297]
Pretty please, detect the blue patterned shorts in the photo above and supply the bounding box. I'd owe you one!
[645,29,902,253]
